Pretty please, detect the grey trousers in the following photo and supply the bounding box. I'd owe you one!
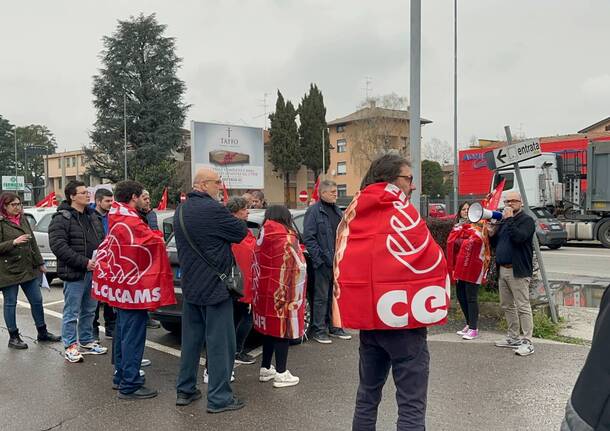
[498,266,534,340]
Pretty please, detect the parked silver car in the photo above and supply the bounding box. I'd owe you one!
[31,213,58,284]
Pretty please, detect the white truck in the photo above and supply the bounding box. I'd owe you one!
[491,140,610,247]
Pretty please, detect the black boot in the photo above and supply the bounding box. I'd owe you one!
[8,330,28,349]
[36,325,61,342]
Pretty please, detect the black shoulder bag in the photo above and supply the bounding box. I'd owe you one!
[177,205,244,299]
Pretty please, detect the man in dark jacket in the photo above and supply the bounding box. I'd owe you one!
[489,191,536,357]
[49,180,107,363]
[561,284,610,430]
[175,168,248,412]
[303,179,351,344]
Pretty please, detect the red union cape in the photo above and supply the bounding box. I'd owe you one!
[446,223,490,284]
[332,183,450,330]
[252,220,306,339]
[232,229,256,304]
[92,202,176,311]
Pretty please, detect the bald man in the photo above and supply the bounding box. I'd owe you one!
[175,167,248,412]
[489,191,536,357]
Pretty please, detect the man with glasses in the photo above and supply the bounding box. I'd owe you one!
[49,180,107,363]
[303,179,351,344]
[175,168,248,412]
[488,191,536,356]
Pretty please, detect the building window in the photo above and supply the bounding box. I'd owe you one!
[337,184,347,197]
[81,156,85,165]
[605,125,610,131]
[336,125,345,133]
[66,158,70,168]
[337,139,346,153]
[337,162,347,175]
[58,158,62,169]
[72,156,76,167]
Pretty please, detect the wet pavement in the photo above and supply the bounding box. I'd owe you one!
[0,284,589,431]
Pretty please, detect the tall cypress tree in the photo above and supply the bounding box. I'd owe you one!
[268,91,301,204]
[87,13,189,201]
[0,115,16,178]
[298,84,329,177]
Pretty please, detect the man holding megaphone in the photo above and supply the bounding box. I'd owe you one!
[487,191,536,357]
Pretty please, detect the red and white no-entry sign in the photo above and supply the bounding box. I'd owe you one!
[299,190,308,202]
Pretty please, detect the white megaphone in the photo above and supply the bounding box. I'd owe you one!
[467,202,503,223]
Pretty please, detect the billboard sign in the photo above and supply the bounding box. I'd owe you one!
[2,176,25,191]
[191,121,264,189]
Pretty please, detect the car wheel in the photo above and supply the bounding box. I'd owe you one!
[547,244,561,250]
[160,321,181,335]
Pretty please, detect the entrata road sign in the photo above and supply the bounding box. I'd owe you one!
[299,190,308,202]
[485,139,542,170]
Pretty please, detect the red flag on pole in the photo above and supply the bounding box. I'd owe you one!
[311,177,321,202]
[484,178,506,211]
[35,192,58,208]
[156,187,168,211]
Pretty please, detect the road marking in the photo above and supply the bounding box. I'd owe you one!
[544,252,609,258]
[43,299,65,307]
[15,300,262,367]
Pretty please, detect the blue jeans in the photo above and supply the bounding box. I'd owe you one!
[176,298,236,410]
[2,277,45,332]
[353,328,429,431]
[113,308,148,394]
[61,272,97,348]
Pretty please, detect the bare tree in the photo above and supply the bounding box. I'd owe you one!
[346,93,410,176]
[423,138,453,165]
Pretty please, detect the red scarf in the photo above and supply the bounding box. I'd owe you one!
[232,230,256,304]
[92,202,176,311]
[333,183,450,330]
[252,220,307,339]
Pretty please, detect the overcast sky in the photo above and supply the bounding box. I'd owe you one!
[2,0,609,155]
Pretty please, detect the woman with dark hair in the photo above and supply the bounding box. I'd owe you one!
[0,192,61,349]
[252,205,306,388]
[447,201,490,340]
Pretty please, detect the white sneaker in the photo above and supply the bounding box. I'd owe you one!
[259,365,277,382]
[515,340,535,357]
[456,325,469,336]
[203,368,235,384]
[273,370,299,388]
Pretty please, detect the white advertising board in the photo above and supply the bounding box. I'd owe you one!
[191,121,264,189]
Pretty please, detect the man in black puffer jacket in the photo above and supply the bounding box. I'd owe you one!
[49,180,106,363]
[561,284,610,431]
[175,168,248,412]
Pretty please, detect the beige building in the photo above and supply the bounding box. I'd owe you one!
[327,103,432,197]
[578,116,610,134]
[44,150,102,197]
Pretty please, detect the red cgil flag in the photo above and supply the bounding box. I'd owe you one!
[35,192,58,208]
[156,187,168,211]
[311,177,321,202]
[484,178,506,211]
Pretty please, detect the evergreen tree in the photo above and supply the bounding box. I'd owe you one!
[298,84,329,177]
[87,13,189,199]
[421,159,446,198]
[268,91,301,204]
[0,115,16,178]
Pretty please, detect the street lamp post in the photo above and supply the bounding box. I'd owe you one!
[14,128,18,177]
[409,0,422,211]
[124,91,128,181]
[322,127,326,176]
[453,0,459,214]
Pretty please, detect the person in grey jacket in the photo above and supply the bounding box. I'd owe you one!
[175,168,248,413]
[0,192,60,349]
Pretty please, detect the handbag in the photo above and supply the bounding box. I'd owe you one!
[177,205,244,299]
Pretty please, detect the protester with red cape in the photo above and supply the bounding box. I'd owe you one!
[333,154,449,430]
[252,205,306,388]
[93,180,175,400]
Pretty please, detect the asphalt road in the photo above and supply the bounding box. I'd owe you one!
[541,242,610,279]
[0,284,589,431]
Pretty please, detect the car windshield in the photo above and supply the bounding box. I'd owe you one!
[34,214,53,233]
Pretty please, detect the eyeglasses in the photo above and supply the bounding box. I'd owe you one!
[504,199,521,204]
[8,202,22,207]
[397,175,414,183]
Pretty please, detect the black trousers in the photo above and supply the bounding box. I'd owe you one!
[312,265,334,335]
[261,335,289,373]
[93,302,116,331]
[456,280,480,330]
[233,300,252,354]
[353,328,429,431]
